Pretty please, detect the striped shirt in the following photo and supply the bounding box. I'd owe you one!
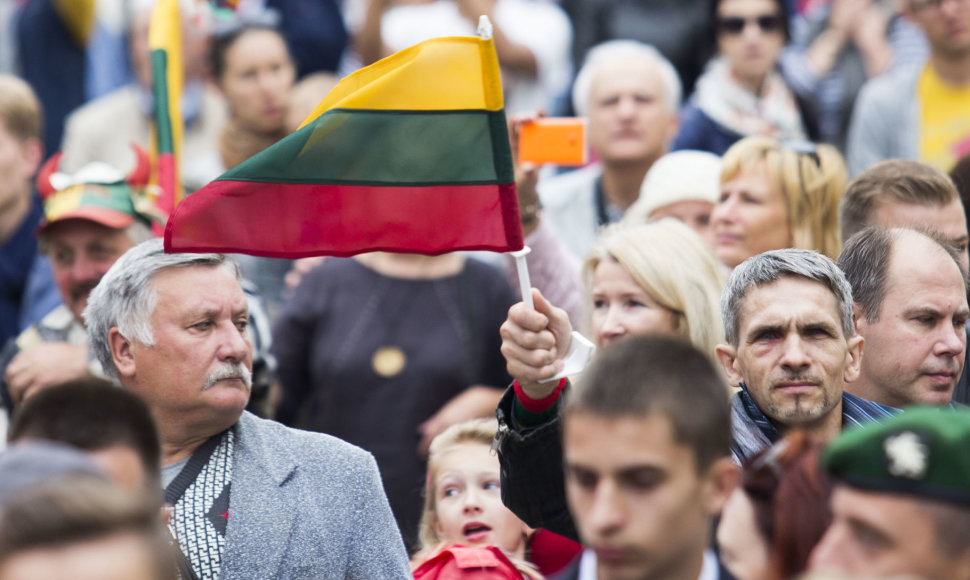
[731,385,898,462]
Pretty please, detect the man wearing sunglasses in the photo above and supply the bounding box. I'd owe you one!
[848,0,970,175]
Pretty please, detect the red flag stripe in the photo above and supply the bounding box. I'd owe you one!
[165,180,523,258]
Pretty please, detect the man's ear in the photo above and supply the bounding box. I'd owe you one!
[702,457,739,517]
[715,343,743,388]
[108,328,136,378]
[844,333,864,384]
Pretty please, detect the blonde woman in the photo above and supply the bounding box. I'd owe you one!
[712,136,846,270]
[583,220,726,364]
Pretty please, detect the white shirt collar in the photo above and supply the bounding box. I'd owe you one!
[577,549,719,580]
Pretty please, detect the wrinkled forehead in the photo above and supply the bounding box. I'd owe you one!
[148,263,245,308]
[737,276,841,328]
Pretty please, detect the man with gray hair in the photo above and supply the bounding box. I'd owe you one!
[539,40,682,259]
[715,249,895,461]
[1,153,277,420]
[492,249,894,542]
[83,239,411,580]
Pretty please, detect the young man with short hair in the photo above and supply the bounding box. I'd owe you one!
[558,335,735,579]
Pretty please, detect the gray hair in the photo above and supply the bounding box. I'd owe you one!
[721,249,854,345]
[83,238,241,380]
[571,40,682,117]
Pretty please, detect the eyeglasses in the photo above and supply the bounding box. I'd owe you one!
[716,14,784,35]
[780,140,823,201]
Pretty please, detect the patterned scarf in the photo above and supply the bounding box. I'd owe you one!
[165,430,235,580]
[694,56,806,142]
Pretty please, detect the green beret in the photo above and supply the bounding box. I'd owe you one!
[822,406,970,506]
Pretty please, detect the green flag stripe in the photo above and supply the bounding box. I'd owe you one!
[220,109,514,186]
[150,50,174,154]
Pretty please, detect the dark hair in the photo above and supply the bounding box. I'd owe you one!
[739,432,832,579]
[8,379,162,489]
[949,155,970,232]
[836,227,893,323]
[208,15,288,81]
[0,477,175,579]
[565,334,731,472]
[707,0,791,60]
[840,160,959,242]
[838,227,965,323]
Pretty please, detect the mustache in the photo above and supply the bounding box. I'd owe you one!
[204,363,252,390]
[774,371,823,385]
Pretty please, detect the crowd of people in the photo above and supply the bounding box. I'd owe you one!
[4,0,970,579]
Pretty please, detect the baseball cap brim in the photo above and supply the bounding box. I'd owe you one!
[38,207,136,235]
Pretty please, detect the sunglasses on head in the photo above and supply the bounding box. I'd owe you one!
[783,140,822,168]
[716,14,783,35]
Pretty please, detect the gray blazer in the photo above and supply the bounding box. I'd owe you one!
[220,412,411,579]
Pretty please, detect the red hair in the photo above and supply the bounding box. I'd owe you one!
[739,431,833,579]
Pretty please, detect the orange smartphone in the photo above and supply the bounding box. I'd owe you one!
[518,118,587,166]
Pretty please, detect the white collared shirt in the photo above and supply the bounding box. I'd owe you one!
[577,548,718,580]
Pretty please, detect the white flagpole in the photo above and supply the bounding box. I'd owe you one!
[479,14,535,309]
[510,247,534,309]
[477,15,493,40]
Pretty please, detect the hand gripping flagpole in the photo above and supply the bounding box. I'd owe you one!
[511,243,593,379]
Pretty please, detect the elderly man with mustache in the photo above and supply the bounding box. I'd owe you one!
[83,239,411,580]
[0,151,275,418]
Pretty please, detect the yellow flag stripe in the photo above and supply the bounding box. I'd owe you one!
[147,0,184,207]
[299,36,503,130]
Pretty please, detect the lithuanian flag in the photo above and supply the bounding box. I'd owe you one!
[148,0,184,224]
[164,34,523,258]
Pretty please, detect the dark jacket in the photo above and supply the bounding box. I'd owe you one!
[496,383,894,540]
[671,103,743,155]
[495,385,578,541]
[671,90,821,155]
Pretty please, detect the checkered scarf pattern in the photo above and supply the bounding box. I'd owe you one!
[167,430,234,580]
